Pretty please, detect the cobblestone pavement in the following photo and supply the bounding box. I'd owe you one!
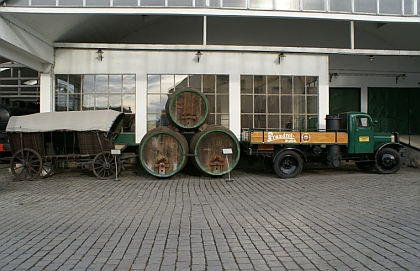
[0,163,419,271]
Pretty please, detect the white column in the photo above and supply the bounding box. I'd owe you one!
[39,67,53,113]
[229,73,241,139]
[136,73,148,143]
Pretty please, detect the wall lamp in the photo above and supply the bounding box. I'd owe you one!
[278,53,285,64]
[396,74,406,84]
[329,73,339,82]
[195,51,203,63]
[96,49,104,61]
[368,55,374,62]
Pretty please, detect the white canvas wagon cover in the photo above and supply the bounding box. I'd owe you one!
[6,110,124,133]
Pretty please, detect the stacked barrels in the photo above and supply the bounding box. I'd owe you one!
[140,88,240,178]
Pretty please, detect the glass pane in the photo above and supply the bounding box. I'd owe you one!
[241,114,253,129]
[168,0,193,6]
[188,75,202,90]
[55,94,67,111]
[83,94,94,110]
[220,113,229,127]
[275,0,299,10]
[254,95,266,113]
[175,75,188,92]
[254,115,266,129]
[203,75,215,93]
[95,94,108,110]
[194,0,219,7]
[294,96,306,114]
[294,115,306,130]
[161,75,174,95]
[268,115,279,129]
[141,0,165,6]
[268,96,279,113]
[217,95,229,114]
[86,0,110,6]
[306,77,318,94]
[281,76,292,94]
[161,94,168,114]
[207,114,215,125]
[147,114,159,131]
[95,75,108,93]
[31,0,55,5]
[59,0,83,5]
[241,75,253,94]
[241,95,253,114]
[83,75,94,94]
[123,94,135,114]
[380,0,402,14]
[254,76,266,94]
[206,95,215,113]
[249,0,273,9]
[302,0,324,11]
[148,95,161,113]
[148,75,161,94]
[109,75,122,93]
[294,76,305,94]
[216,75,229,93]
[329,0,352,12]
[223,0,246,8]
[123,114,135,132]
[123,75,135,94]
[68,94,81,111]
[68,75,81,94]
[308,115,318,130]
[109,95,122,111]
[56,75,68,94]
[354,0,377,13]
[281,96,292,113]
[8,0,30,6]
[267,76,279,94]
[307,96,318,114]
[113,0,138,6]
[281,115,293,130]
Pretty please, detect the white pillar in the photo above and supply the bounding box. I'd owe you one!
[39,66,53,113]
[229,73,241,139]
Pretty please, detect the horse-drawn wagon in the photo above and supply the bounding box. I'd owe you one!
[6,110,125,181]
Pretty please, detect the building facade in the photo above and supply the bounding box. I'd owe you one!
[1,0,419,142]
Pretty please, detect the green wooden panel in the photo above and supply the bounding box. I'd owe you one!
[329,88,360,115]
[368,88,420,134]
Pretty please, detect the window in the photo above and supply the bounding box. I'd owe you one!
[55,74,135,132]
[241,75,318,130]
[147,74,229,131]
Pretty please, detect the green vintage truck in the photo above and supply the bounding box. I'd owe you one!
[241,112,406,178]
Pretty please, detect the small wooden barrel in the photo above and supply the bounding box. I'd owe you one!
[165,88,209,131]
[189,125,240,176]
[139,127,189,178]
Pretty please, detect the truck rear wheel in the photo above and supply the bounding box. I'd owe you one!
[273,150,303,178]
[374,148,401,174]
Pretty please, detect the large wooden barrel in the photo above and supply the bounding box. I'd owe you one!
[165,88,209,131]
[139,127,189,178]
[189,125,240,176]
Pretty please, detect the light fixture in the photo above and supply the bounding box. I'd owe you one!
[96,49,104,62]
[329,73,338,82]
[195,51,203,63]
[278,53,285,64]
[396,74,406,84]
[368,55,374,62]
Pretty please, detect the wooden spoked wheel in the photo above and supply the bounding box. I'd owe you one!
[93,151,121,179]
[10,148,43,181]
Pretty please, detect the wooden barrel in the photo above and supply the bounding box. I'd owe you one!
[139,127,189,178]
[189,125,240,176]
[165,88,209,131]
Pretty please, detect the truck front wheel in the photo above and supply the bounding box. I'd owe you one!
[273,150,303,178]
[374,148,401,174]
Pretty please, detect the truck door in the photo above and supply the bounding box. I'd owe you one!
[351,115,374,153]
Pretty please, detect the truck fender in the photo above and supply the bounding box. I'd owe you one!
[374,142,406,158]
[273,147,306,163]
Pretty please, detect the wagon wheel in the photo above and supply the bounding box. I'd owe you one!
[93,151,121,179]
[10,148,43,181]
[273,150,303,179]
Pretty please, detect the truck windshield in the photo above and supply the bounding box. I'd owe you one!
[356,117,370,128]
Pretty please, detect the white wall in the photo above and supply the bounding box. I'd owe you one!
[53,49,329,142]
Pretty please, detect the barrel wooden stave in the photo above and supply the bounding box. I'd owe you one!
[189,125,240,176]
[165,88,209,131]
[139,127,188,178]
